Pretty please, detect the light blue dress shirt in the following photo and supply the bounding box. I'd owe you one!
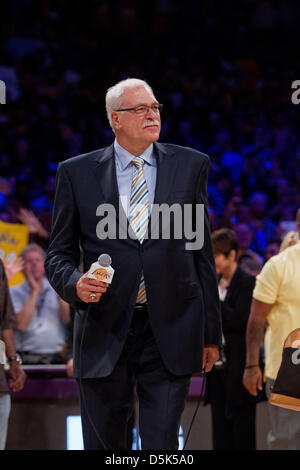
[114,139,157,217]
[10,278,66,354]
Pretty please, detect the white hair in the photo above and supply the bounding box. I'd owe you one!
[105,78,155,131]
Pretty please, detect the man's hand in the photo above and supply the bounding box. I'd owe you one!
[243,366,263,396]
[8,363,26,392]
[66,358,74,377]
[202,345,219,372]
[26,271,43,293]
[4,257,24,281]
[76,272,109,303]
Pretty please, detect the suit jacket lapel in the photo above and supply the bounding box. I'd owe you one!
[91,144,130,241]
[146,142,177,240]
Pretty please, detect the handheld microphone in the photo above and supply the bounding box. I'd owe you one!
[87,253,114,284]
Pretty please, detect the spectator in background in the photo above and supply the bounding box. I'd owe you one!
[267,178,293,223]
[264,240,280,262]
[205,228,258,450]
[236,205,252,225]
[279,231,299,252]
[0,258,26,450]
[249,192,277,256]
[17,208,50,249]
[275,205,298,243]
[10,244,70,364]
[220,195,244,228]
[239,257,262,277]
[234,223,264,266]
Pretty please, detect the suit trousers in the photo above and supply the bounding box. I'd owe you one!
[208,368,256,450]
[76,306,191,450]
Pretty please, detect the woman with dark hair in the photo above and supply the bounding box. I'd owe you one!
[205,228,260,450]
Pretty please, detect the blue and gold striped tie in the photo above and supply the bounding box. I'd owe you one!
[129,157,149,304]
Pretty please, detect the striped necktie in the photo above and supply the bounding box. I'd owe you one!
[129,157,149,304]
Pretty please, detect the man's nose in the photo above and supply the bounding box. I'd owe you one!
[146,107,158,118]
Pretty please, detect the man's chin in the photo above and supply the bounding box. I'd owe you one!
[144,128,160,142]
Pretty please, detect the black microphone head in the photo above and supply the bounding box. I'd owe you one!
[98,253,112,267]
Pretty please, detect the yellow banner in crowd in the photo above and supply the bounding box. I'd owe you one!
[0,220,29,286]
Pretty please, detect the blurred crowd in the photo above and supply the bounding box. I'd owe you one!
[0,0,299,331]
[0,0,299,272]
[0,0,299,451]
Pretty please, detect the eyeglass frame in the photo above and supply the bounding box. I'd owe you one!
[114,103,163,115]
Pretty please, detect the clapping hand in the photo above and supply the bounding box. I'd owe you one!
[4,257,24,281]
[25,270,43,293]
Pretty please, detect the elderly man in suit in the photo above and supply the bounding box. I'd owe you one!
[45,78,222,450]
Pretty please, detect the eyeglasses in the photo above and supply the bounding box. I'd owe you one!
[115,103,163,115]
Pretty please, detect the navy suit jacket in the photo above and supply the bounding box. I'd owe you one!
[45,142,222,378]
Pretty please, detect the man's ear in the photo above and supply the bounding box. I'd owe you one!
[111,111,120,130]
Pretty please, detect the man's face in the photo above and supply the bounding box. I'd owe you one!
[265,242,279,260]
[23,250,45,281]
[235,224,252,250]
[111,86,161,154]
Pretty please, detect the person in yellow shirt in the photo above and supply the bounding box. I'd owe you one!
[243,208,300,450]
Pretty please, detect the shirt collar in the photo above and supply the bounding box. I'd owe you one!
[114,139,156,171]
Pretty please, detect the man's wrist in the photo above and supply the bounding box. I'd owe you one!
[7,353,22,365]
[30,288,40,296]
